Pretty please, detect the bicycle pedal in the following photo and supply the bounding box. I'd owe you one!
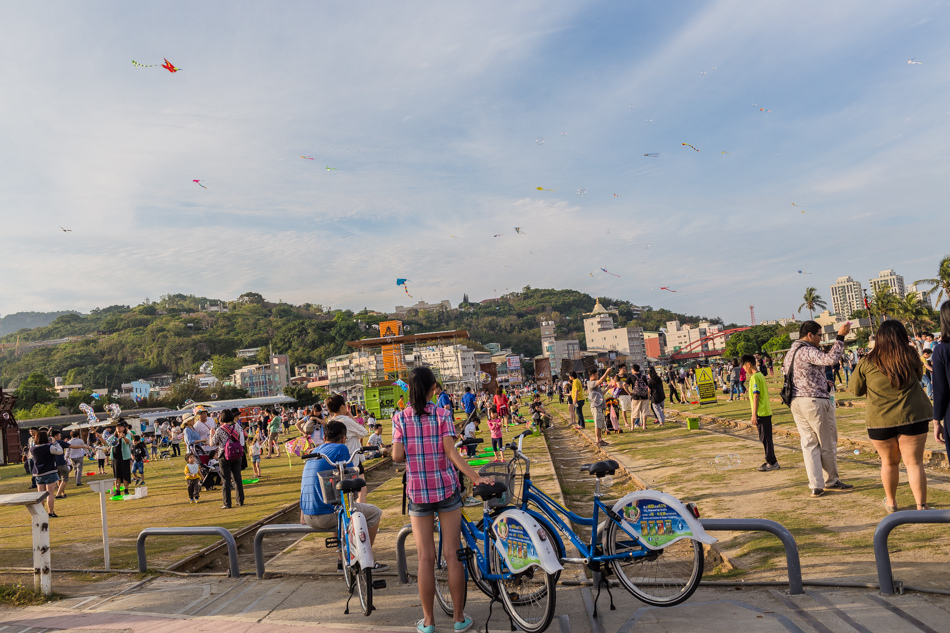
[325,537,340,548]
[372,579,387,589]
[457,547,474,562]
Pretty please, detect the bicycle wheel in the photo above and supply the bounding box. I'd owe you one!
[605,520,703,606]
[356,566,373,616]
[466,518,495,598]
[490,537,556,633]
[340,531,355,592]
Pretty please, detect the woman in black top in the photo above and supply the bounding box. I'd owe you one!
[30,430,63,517]
[932,301,950,457]
[648,367,666,425]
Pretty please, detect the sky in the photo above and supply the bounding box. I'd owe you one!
[2,0,949,325]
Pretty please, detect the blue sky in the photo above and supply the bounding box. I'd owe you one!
[2,1,948,324]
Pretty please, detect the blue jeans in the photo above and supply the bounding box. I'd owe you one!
[132,461,144,477]
[922,375,933,399]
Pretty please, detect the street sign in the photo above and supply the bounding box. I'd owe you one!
[695,367,718,405]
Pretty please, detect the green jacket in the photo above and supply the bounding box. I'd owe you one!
[107,434,132,460]
[849,359,932,429]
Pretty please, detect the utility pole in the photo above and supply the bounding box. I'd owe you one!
[749,305,756,326]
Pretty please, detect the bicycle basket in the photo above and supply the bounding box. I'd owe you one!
[317,467,360,505]
[478,462,515,508]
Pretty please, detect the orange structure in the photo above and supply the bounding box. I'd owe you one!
[378,320,407,373]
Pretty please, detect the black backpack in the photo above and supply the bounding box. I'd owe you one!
[780,347,802,406]
[631,374,649,398]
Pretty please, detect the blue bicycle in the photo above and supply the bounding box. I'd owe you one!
[434,438,563,633]
[504,430,715,607]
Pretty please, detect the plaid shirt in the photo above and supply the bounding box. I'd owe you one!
[392,403,458,504]
[783,339,844,400]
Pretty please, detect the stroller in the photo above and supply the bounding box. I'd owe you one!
[192,446,222,491]
[158,437,172,460]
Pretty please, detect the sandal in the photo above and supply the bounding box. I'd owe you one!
[883,498,898,514]
[917,504,931,510]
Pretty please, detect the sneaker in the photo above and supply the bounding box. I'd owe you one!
[454,615,474,632]
[811,489,824,497]
[766,463,781,471]
[417,619,436,633]
[372,562,389,572]
[464,496,481,507]
[827,480,853,490]
[757,463,770,472]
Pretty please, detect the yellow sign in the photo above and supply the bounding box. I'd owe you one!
[695,367,718,405]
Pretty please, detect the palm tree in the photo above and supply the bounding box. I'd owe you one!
[894,292,933,338]
[914,254,950,306]
[870,286,899,323]
[798,287,827,320]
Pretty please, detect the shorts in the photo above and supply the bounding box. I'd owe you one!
[867,420,930,441]
[592,408,607,430]
[57,464,70,480]
[132,461,144,475]
[252,455,261,463]
[408,489,463,517]
[491,437,503,451]
[618,395,632,412]
[35,472,60,485]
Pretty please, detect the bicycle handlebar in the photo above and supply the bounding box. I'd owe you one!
[300,447,366,466]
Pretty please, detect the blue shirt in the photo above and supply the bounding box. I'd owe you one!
[53,440,69,467]
[461,392,476,414]
[300,442,350,516]
[437,391,453,412]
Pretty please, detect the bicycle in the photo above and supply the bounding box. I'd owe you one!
[434,438,562,633]
[503,430,716,609]
[302,448,385,616]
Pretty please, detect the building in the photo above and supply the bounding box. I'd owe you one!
[393,299,452,315]
[643,332,665,359]
[582,299,647,368]
[870,270,906,298]
[761,318,798,326]
[236,347,263,359]
[484,343,502,354]
[130,380,153,401]
[799,311,872,345]
[52,377,84,399]
[664,320,726,353]
[908,284,933,309]
[830,276,865,318]
[540,320,580,375]
[232,354,290,398]
[416,344,479,385]
[327,352,385,397]
[294,363,320,378]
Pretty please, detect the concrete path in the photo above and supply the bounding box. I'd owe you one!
[3,573,950,633]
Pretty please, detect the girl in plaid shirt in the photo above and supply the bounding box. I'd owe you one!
[393,367,492,633]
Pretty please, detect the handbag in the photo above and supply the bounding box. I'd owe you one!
[780,346,802,406]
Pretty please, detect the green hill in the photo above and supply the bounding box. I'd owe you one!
[0,311,81,337]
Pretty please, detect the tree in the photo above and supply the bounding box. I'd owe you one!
[894,292,933,338]
[14,402,60,420]
[870,286,899,322]
[762,333,792,353]
[210,355,244,381]
[914,255,950,306]
[798,287,827,320]
[14,372,57,410]
[284,384,321,407]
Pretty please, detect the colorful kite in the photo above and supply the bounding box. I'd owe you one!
[301,156,315,160]
[644,153,659,157]
[660,287,676,292]
[760,108,772,112]
[392,379,409,392]
[908,58,923,65]
[133,58,180,73]
[325,166,337,171]
[589,272,596,278]
[721,151,731,154]
[601,268,621,278]
[612,194,622,198]
[493,233,503,238]
[396,278,412,297]
[193,179,207,189]
[791,203,804,213]
[514,227,524,234]
[797,270,812,275]
[535,186,557,191]
[682,143,700,152]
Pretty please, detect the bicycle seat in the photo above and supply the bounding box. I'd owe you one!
[580,460,619,477]
[473,481,508,500]
[335,478,366,493]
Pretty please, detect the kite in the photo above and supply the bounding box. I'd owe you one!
[493,233,503,238]
[325,166,337,171]
[759,108,772,112]
[393,379,409,392]
[514,227,524,234]
[90,393,101,400]
[396,278,412,297]
[601,268,621,278]
[644,153,659,157]
[133,58,180,73]
[908,58,923,65]
[721,151,731,154]
[300,156,315,160]
[589,272,596,278]
[682,143,699,152]
[659,287,676,292]
[59,226,72,232]
[797,270,812,275]
[791,203,804,213]
[193,179,207,189]
[612,194,622,198]
[535,186,557,191]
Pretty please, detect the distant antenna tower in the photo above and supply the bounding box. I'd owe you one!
[749,304,756,326]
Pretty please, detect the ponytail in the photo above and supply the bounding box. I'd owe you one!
[408,367,437,415]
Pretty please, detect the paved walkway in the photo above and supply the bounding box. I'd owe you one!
[2,575,949,633]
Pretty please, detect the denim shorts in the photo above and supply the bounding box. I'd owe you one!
[252,455,261,463]
[35,472,60,485]
[132,461,144,474]
[408,489,463,517]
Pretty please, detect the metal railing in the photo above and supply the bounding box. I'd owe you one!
[254,524,319,578]
[874,509,950,595]
[395,524,414,583]
[137,527,239,578]
[700,518,803,594]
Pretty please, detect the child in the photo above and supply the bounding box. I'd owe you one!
[131,435,148,485]
[367,424,390,458]
[250,436,262,478]
[149,435,158,460]
[94,437,108,474]
[741,354,779,472]
[184,453,201,503]
[487,407,505,462]
[463,415,478,458]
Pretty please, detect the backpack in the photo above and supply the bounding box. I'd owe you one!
[780,346,802,407]
[631,374,649,398]
[223,425,245,460]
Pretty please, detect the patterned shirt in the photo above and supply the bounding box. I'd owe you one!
[782,339,844,400]
[392,403,458,504]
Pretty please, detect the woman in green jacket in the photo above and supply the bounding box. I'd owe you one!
[850,320,932,513]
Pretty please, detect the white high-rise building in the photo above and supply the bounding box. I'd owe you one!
[870,270,906,298]
[416,344,478,384]
[907,284,933,309]
[830,276,865,318]
[583,299,647,367]
[541,320,580,373]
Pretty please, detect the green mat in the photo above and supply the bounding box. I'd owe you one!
[242,478,260,484]
[467,459,490,466]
